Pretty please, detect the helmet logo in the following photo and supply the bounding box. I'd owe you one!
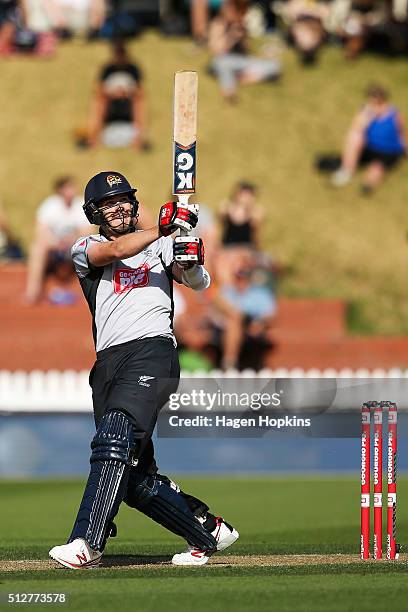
[106,174,122,188]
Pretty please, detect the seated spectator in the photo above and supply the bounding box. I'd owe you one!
[25,176,90,304]
[81,40,149,149]
[273,0,331,65]
[222,265,276,326]
[208,0,281,102]
[174,281,245,370]
[372,0,408,56]
[337,0,386,60]
[37,0,106,39]
[219,181,262,248]
[0,0,22,55]
[222,264,276,368]
[0,201,24,260]
[99,0,161,39]
[175,247,278,370]
[189,0,225,44]
[331,84,407,192]
[211,261,276,370]
[217,181,263,285]
[0,0,60,56]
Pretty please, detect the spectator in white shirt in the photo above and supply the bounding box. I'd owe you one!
[25,176,91,303]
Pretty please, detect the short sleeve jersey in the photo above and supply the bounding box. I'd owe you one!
[71,234,176,352]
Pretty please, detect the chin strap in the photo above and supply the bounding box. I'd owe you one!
[99,224,136,240]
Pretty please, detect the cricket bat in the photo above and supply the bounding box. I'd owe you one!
[173,70,199,245]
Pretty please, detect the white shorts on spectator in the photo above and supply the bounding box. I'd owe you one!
[101,122,139,148]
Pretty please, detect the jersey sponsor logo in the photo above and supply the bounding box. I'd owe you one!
[113,264,150,293]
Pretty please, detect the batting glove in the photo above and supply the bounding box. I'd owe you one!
[174,236,205,268]
[159,202,198,236]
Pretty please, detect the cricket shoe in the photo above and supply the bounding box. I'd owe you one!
[49,538,102,569]
[171,517,239,566]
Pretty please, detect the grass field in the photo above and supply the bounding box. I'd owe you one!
[1,34,408,333]
[1,477,407,611]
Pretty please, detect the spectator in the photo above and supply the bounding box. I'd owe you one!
[25,176,90,304]
[0,0,22,54]
[99,0,161,39]
[337,0,385,60]
[0,201,24,260]
[219,181,262,248]
[222,266,277,321]
[175,247,278,370]
[38,0,107,39]
[208,0,281,102]
[273,0,331,65]
[331,84,407,192]
[174,282,244,370]
[84,39,149,149]
[221,264,276,369]
[189,0,224,44]
[217,181,263,285]
[0,0,60,56]
[340,0,408,58]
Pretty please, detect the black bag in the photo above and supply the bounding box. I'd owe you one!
[314,154,342,173]
[14,28,38,52]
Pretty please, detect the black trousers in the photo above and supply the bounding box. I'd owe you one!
[69,336,212,549]
[90,336,180,475]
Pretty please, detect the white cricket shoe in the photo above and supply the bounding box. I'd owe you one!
[171,517,239,566]
[49,538,102,570]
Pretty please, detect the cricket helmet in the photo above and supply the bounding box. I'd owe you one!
[83,171,138,226]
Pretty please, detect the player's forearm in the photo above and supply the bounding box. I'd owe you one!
[111,226,161,259]
[181,265,211,291]
[89,226,161,267]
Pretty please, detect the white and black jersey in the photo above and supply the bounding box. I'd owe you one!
[71,233,176,352]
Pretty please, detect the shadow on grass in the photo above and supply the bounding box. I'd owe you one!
[102,554,171,567]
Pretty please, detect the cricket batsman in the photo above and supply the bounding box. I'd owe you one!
[49,171,239,568]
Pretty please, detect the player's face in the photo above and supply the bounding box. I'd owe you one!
[99,195,134,234]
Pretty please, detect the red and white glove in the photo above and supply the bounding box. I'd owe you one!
[173,236,205,268]
[159,202,198,236]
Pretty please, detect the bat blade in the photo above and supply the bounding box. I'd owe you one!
[173,70,198,203]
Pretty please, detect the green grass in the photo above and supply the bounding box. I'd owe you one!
[3,571,408,612]
[1,35,408,334]
[1,477,407,611]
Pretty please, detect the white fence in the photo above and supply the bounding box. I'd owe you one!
[1,369,408,413]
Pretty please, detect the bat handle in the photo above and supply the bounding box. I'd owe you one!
[176,195,199,237]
